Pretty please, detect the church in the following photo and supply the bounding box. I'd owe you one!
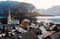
[7,8,20,24]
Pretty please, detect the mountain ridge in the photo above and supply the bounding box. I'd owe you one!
[36,5,60,16]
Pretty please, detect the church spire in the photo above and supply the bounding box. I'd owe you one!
[7,8,12,24]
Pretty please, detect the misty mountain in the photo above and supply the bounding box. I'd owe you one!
[36,5,60,16]
[0,1,36,17]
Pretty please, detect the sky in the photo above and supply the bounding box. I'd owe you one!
[0,0,60,9]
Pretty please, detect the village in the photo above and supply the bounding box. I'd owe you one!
[0,8,59,39]
[0,0,60,39]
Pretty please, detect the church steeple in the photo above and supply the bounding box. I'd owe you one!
[7,8,12,24]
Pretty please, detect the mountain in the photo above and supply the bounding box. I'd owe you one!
[0,1,36,17]
[36,5,60,16]
[0,1,53,18]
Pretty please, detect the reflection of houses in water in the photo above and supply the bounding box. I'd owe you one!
[7,9,20,24]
